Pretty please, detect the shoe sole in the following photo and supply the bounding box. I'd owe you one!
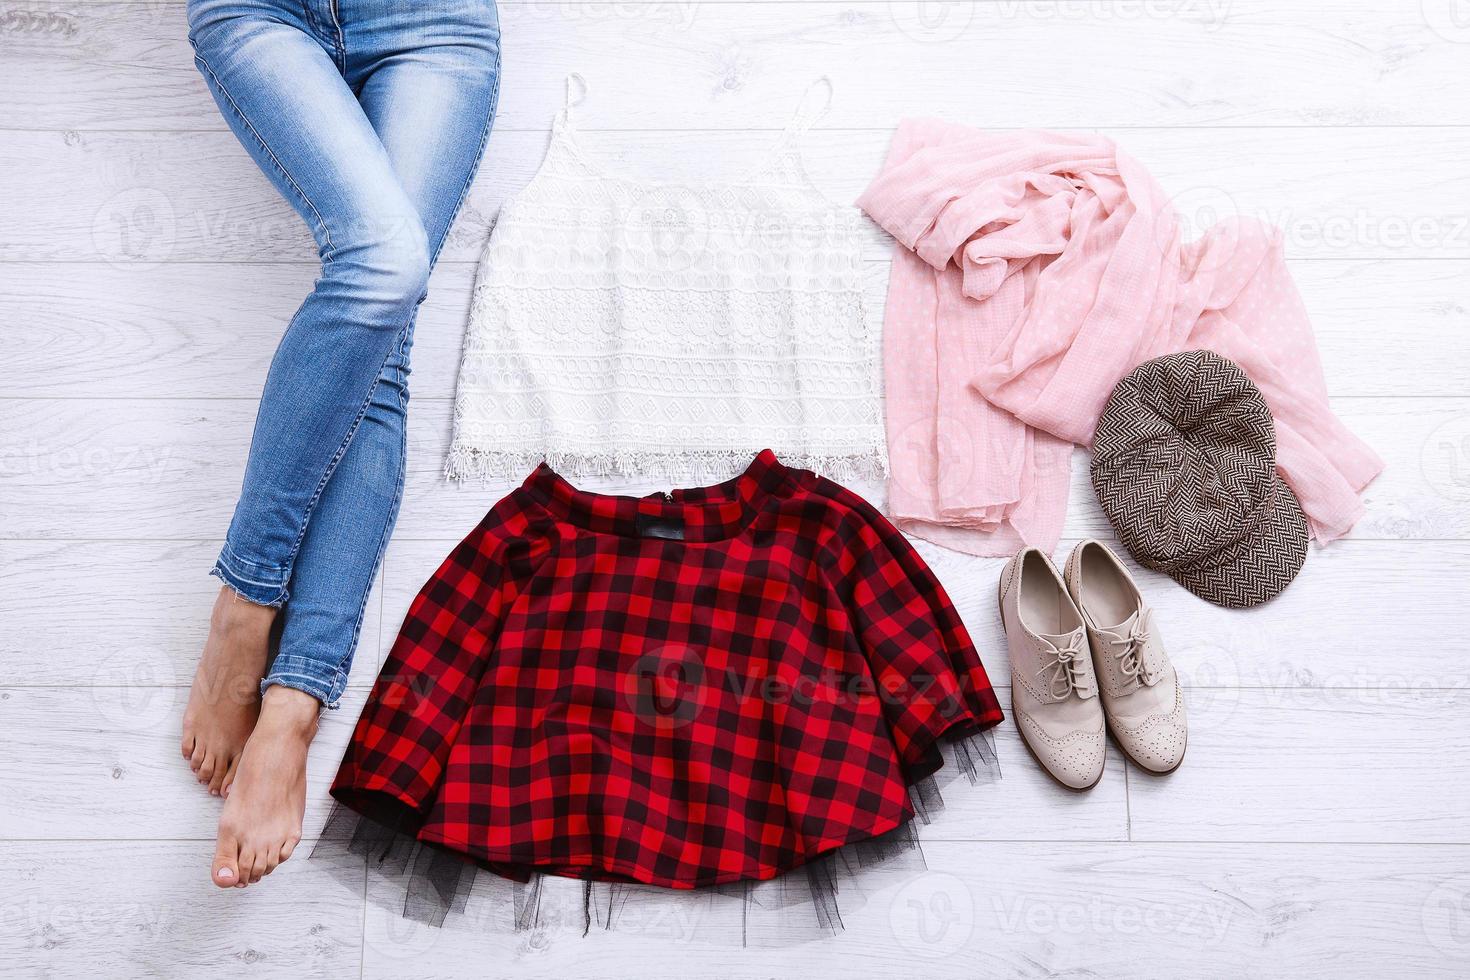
[999,567,1103,793]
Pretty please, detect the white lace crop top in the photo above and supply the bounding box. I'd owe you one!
[445,76,888,484]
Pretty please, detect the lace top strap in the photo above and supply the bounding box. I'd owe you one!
[782,76,834,138]
[557,72,588,129]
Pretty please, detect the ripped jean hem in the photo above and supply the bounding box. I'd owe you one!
[261,655,351,709]
[211,555,289,608]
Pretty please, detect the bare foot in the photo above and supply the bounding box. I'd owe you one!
[212,686,318,888]
[181,586,276,796]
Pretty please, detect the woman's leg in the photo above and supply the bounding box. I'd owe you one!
[190,1,435,609]
[181,0,431,797]
[204,0,502,888]
[254,0,503,717]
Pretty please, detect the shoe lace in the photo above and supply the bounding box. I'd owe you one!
[1101,613,1152,688]
[1038,631,1091,699]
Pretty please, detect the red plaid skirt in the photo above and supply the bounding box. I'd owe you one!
[330,450,1002,890]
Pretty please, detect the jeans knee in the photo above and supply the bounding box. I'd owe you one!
[394,221,433,297]
[328,217,432,313]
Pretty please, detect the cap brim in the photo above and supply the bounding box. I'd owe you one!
[1166,478,1309,609]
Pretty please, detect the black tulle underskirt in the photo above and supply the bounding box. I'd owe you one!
[310,728,999,947]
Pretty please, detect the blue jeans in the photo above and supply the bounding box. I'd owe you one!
[186,0,501,707]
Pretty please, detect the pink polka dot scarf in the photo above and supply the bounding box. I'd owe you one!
[858,121,1382,556]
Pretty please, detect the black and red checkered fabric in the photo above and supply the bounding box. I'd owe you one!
[330,450,1002,889]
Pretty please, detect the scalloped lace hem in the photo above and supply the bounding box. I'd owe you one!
[445,446,889,485]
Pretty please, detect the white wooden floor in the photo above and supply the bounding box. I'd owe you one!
[4,1,1470,977]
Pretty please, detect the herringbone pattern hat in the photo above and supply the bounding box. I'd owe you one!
[1090,350,1307,608]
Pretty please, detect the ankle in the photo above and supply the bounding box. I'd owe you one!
[256,686,321,741]
[211,585,278,634]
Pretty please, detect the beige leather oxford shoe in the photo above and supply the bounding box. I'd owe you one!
[998,548,1106,791]
[1063,540,1187,775]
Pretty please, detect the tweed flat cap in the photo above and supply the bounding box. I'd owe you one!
[1090,350,1307,608]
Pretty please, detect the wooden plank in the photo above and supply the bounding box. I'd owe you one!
[909,537,1470,693]
[0,685,367,839]
[378,537,1470,697]
[11,258,1470,400]
[1129,688,1470,844]
[8,261,473,401]
[0,539,381,688]
[388,395,1450,542]
[0,839,364,978]
[0,395,1444,540]
[0,682,1126,849]
[7,127,1470,263]
[5,2,1470,131]
[358,840,1470,978]
[2,5,1465,978]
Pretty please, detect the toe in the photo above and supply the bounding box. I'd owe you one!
[279,833,301,865]
[212,828,241,889]
[247,849,267,884]
[189,741,206,773]
[221,757,241,799]
[181,731,196,760]
[198,751,217,786]
[235,847,255,887]
[207,755,231,796]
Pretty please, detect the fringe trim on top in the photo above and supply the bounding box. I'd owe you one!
[443,446,890,487]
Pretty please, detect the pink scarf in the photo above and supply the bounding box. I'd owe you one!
[858,121,1382,557]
